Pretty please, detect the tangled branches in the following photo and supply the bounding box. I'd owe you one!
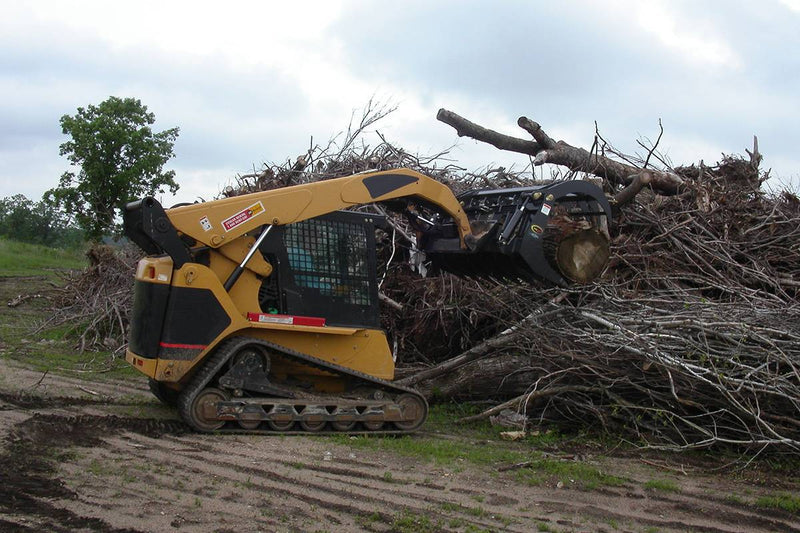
[408,143,800,452]
[39,245,139,354]
[437,292,800,452]
[224,99,465,196]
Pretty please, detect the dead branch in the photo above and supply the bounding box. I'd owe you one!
[396,294,566,387]
[437,108,684,195]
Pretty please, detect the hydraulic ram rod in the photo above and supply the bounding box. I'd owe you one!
[223,224,273,291]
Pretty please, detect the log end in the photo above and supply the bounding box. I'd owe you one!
[552,230,611,284]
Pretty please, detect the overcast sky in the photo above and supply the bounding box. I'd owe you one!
[1,0,798,205]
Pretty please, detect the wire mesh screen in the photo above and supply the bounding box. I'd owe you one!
[283,218,372,306]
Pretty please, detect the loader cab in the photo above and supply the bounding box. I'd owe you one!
[257,210,383,329]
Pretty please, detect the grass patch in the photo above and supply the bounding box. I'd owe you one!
[725,493,747,506]
[330,404,572,468]
[1,331,137,380]
[754,492,800,514]
[332,432,530,467]
[0,237,86,276]
[425,403,566,446]
[330,403,625,491]
[356,512,382,527]
[0,248,139,382]
[515,458,627,490]
[391,509,440,533]
[644,478,681,493]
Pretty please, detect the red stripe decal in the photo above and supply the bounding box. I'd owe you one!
[159,342,207,350]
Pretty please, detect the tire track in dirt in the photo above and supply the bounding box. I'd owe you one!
[0,359,150,401]
[146,431,543,530]
[2,359,799,532]
[7,409,797,533]
[105,429,800,533]
[108,433,520,532]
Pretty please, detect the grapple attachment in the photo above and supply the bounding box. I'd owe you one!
[420,180,612,285]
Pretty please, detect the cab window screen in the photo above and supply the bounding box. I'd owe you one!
[284,219,371,306]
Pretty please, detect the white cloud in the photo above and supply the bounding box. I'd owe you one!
[19,1,343,64]
[779,0,800,12]
[633,1,741,69]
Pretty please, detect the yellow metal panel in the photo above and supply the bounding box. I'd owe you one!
[168,188,313,246]
[248,327,395,380]
[155,358,198,383]
[151,327,393,383]
[217,236,273,277]
[125,350,159,378]
[206,252,263,312]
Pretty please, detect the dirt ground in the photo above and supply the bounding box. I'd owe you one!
[1,275,799,532]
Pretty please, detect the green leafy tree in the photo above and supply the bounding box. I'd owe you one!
[48,96,179,241]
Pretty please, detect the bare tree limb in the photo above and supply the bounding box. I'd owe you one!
[437,108,685,195]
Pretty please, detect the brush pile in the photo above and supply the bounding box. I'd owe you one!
[45,102,800,452]
[398,151,800,452]
[40,244,139,354]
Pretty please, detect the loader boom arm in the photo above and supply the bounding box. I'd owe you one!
[165,168,473,249]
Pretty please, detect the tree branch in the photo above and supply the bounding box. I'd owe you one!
[437,108,685,195]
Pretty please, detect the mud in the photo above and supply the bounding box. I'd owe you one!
[0,402,190,531]
[1,368,799,533]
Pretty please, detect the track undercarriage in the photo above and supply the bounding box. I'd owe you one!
[176,336,428,434]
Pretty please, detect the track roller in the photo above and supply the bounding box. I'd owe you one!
[186,387,228,431]
[393,393,427,431]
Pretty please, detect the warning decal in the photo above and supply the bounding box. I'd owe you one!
[222,201,265,232]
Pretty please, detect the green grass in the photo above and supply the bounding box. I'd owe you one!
[0,237,86,276]
[330,403,575,469]
[514,458,627,490]
[644,478,681,493]
[332,431,529,467]
[391,509,440,533]
[754,492,800,514]
[0,238,138,382]
[725,493,747,506]
[425,403,566,445]
[329,404,626,491]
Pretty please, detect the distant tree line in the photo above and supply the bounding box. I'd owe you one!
[1,95,180,249]
[0,194,83,248]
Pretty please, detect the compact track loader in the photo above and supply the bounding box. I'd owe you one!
[123,168,611,433]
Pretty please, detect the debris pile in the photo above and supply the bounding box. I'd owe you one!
[40,244,139,354]
[40,104,800,451]
[400,147,800,452]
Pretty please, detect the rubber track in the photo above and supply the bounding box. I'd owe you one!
[177,335,428,434]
